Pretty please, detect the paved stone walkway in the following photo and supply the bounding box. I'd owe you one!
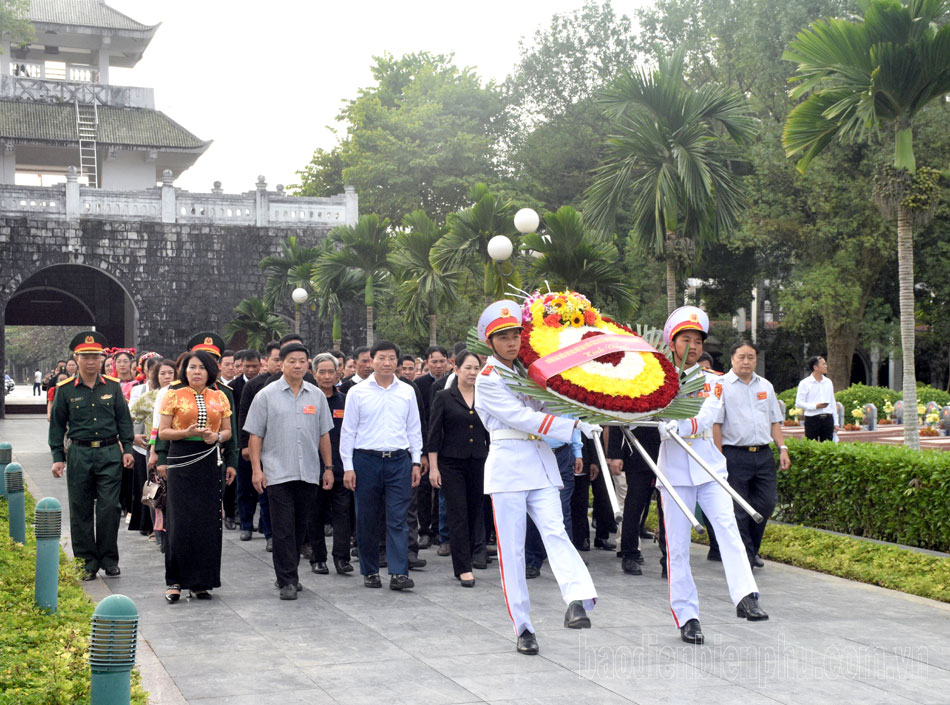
[4,415,949,704]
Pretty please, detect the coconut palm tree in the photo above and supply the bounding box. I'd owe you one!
[313,214,392,346]
[584,48,755,314]
[522,206,639,319]
[431,183,521,302]
[225,297,289,351]
[782,0,950,449]
[389,210,461,345]
[259,236,322,333]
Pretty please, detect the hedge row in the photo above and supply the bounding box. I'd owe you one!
[777,382,950,420]
[776,438,950,552]
[0,492,146,705]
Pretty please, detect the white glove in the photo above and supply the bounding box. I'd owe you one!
[576,421,602,439]
[663,420,680,436]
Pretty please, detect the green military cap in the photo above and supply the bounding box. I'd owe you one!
[69,330,108,354]
[186,331,226,358]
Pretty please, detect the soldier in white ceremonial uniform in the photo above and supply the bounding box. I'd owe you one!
[657,306,768,644]
[474,300,601,655]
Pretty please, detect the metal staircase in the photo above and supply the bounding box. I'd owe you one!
[75,101,99,187]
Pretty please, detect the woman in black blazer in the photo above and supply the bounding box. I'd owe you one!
[427,351,489,586]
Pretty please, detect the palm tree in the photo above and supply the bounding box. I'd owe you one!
[309,239,365,349]
[522,206,639,320]
[314,214,393,346]
[584,48,756,314]
[259,236,322,333]
[431,183,520,302]
[389,210,461,345]
[225,297,289,351]
[782,0,950,450]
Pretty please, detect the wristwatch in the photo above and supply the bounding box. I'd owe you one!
[324,465,333,471]
[779,445,788,451]
[411,462,421,468]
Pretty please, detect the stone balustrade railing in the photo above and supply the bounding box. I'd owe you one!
[0,75,156,108]
[0,169,358,228]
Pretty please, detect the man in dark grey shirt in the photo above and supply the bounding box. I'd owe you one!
[245,343,334,600]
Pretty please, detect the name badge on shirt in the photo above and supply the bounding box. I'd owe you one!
[302,405,316,415]
[333,409,344,419]
[757,392,768,400]
[100,394,113,400]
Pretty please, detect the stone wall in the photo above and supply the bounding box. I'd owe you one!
[0,216,368,401]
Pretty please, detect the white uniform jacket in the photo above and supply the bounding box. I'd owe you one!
[474,355,575,494]
[658,366,727,486]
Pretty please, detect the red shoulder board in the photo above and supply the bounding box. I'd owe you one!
[706,369,724,376]
[481,365,494,376]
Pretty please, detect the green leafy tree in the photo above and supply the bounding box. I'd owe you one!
[225,298,289,351]
[585,47,755,314]
[293,53,507,224]
[389,210,461,346]
[259,236,321,334]
[782,0,950,448]
[0,0,35,48]
[431,183,521,302]
[521,206,638,319]
[314,214,393,346]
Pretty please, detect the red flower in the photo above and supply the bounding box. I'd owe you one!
[584,309,596,325]
[543,314,562,328]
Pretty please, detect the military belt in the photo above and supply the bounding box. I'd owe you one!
[71,436,119,448]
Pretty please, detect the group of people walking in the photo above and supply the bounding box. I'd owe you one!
[47,299,796,653]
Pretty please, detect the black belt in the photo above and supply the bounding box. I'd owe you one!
[723,444,768,453]
[807,413,833,419]
[355,448,409,459]
[71,436,119,448]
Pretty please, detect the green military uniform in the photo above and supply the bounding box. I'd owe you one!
[49,332,133,576]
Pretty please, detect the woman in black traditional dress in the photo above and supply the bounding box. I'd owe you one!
[157,351,232,602]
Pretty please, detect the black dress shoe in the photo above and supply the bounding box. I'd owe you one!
[389,574,414,590]
[279,585,298,600]
[707,550,722,562]
[408,556,427,570]
[579,538,590,552]
[621,557,642,575]
[164,585,181,603]
[564,600,591,629]
[265,538,273,552]
[525,565,541,579]
[334,558,354,574]
[351,547,360,557]
[631,550,645,564]
[273,579,302,591]
[363,574,382,588]
[418,535,431,550]
[594,537,617,551]
[681,618,704,643]
[311,561,329,574]
[103,566,121,577]
[516,629,539,655]
[225,518,238,530]
[737,593,769,621]
[81,570,98,581]
[472,559,488,570]
[752,554,765,568]
[239,530,252,541]
[459,576,475,587]
[192,590,212,600]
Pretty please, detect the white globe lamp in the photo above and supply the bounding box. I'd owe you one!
[514,208,540,234]
[487,235,514,262]
[291,287,309,305]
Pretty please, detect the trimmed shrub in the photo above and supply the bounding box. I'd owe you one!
[777,382,950,420]
[776,438,950,552]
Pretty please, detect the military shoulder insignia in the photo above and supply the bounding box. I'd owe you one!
[103,375,121,383]
[480,365,494,376]
[56,376,75,387]
[168,380,184,388]
[216,380,231,390]
[706,369,724,376]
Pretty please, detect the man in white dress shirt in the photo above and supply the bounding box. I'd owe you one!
[340,340,423,591]
[795,356,839,442]
[474,300,600,656]
[658,306,768,645]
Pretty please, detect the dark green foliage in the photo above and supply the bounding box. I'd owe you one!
[776,438,950,552]
[777,383,950,419]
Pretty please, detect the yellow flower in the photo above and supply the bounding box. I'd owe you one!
[571,313,585,327]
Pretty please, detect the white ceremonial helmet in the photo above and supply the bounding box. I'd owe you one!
[478,300,523,341]
[663,305,709,347]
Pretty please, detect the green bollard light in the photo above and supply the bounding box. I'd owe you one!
[89,594,138,705]
[0,442,11,499]
[34,497,62,613]
[5,462,25,544]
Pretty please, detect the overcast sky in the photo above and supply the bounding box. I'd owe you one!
[106,0,648,194]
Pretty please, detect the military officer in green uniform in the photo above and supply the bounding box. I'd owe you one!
[49,331,135,581]
[154,332,238,486]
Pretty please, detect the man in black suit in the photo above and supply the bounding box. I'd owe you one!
[339,346,372,395]
[413,345,449,551]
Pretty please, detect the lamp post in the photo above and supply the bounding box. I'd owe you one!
[291,287,308,335]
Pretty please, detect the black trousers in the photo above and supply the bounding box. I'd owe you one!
[722,446,777,561]
[570,466,613,547]
[307,481,354,562]
[268,480,318,588]
[620,469,655,557]
[804,414,835,441]
[440,456,485,576]
[416,476,440,538]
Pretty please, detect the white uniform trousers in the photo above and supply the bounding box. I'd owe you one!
[492,486,597,636]
[660,481,758,627]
